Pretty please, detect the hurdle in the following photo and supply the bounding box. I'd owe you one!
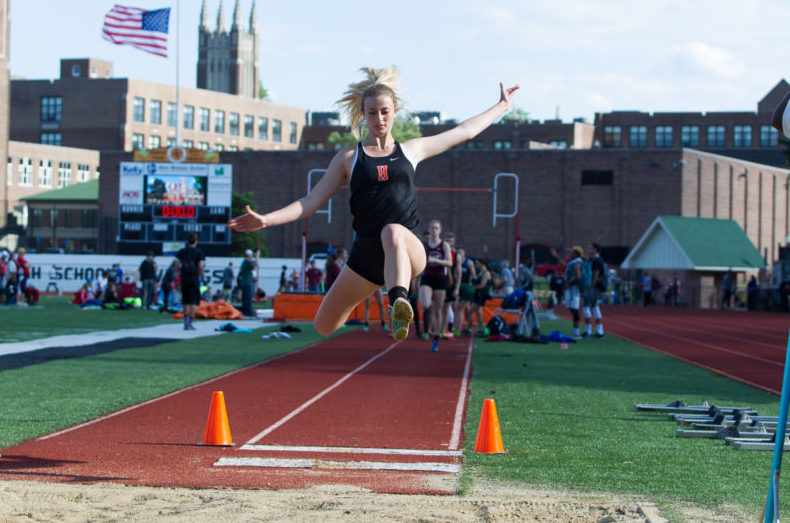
[762,329,790,522]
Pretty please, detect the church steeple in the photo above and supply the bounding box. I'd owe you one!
[231,0,242,31]
[216,0,226,32]
[199,0,209,31]
[249,0,258,34]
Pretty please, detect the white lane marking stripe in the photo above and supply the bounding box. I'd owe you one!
[37,340,323,441]
[244,340,401,446]
[239,444,462,456]
[214,457,460,473]
[449,336,474,450]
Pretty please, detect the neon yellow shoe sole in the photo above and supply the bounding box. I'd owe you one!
[387,297,413,341]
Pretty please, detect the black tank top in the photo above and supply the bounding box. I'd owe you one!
[349,142,418,237]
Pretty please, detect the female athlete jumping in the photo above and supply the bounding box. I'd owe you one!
[228,66,518,340]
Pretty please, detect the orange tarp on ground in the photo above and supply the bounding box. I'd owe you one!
[172,300,244,320]
[272,293,522,324]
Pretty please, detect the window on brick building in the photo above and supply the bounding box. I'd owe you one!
[40,133,62,146]
[603,126,621,147]
[733,125,752,147]
[493,140,512,149]
[150,100,162,124]
[18,157,33,186]
[183,139,194,148]
[272,119,282,142]
[57,161,72,188]
[581,169,613,186]
[166,137,176,147]
[548,140,568,148]
[41,96,62,122]
[229,112,240,136]
[214,110,225,133]
[32,209,42,227]
[183,105,194,130]
[132,97,145,122]
[760,125,779,147]
[199,107,210,132]
[655,126,673,147]
[307,142,325,150]
[258,117,268,140]
[82,209,98,228]
[215,144,224,151]
[198,142,209,150]
[167,102,177,127]
[290,122,298,144]
[77,163,91,183]
[7,157,12,186]
[244,115,254,138]
[465,140,484,149]
[39,159,52,188]
[148,135,161,149]
[132,133,144,150]
[629,126,647,148]
[707,125,725,147]
[228,145,238,152]
[681,125,699,147]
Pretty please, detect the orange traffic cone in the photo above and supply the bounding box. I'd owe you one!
[200,391,234,446]
[473,398,505,454]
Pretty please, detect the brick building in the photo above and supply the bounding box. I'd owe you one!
[10,58,305,153]
[97,147,790,266]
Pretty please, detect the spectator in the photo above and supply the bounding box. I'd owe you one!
[499,260,515,296]
[94,270,108,299]
[470,257,493,337]
[0,250,8,288]
[721,272,734,310]
[4,272,17,305]
[747,275,758,311]
[24,285,40,305]
[120,276,137,300]
[71,282,91,305]
[113,263,124,284]
[516,258,534,291]
[305,260,324,293]
[288,268,300,291]
[562,246,584,338]
[325,247,346,291]
[454,248,477,336]
[15,247,30,302]
[239,249,256,317]
[159,260,178,313]
[582,242,606,338]
[642,273,653,307]
[279,265,288,293]
[222,262,234,301]
[176,232,205,330]
[139,251,158,310]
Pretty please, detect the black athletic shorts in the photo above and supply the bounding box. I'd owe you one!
[347,233,386,286]
[181,277,201,305]
[421,273,448,291]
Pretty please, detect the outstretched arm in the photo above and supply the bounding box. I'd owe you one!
[228,149,351,232]
[403,82,519,165]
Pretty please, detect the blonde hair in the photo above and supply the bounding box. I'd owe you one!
[336,66,403,138]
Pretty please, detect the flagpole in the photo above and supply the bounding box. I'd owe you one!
[175,0,180,146]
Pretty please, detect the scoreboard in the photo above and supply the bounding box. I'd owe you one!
[117,161,233,246]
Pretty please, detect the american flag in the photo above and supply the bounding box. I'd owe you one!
[101,5,170,58]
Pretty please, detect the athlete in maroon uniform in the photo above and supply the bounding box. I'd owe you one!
[229,66,518,341]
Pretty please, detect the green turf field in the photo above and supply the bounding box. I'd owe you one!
[0,296,783,519]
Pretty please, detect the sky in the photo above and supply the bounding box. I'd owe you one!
[9,1,790,123]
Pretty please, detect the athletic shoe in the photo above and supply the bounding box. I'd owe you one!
[572,333,582,340]
[381,322,390,332]
[431,338,439,352]
[582,332,590,338]
[187,323,196,331]
[363,322,369,332]
[443,331,454,339]
[594,333,605,339]
[386,297,414,341]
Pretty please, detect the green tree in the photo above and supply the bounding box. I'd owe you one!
[327,118,422,147]
[258,84,269,101]
[230,191,269,257]
[503,107,531,123]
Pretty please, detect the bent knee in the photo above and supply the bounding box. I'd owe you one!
[314,317,338,336]
[380,223,410,248]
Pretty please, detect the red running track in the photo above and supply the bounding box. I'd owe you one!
[600,306,790,395]
[0,330,473,494]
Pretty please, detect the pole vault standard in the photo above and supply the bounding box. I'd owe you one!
[763,330,790,523]
[301,170,520,290]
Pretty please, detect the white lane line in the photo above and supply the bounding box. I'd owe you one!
[449,336,474,450]
[239,444,462,456]
[244,340,401,446]
[36,339,322,441]
[214,457,460,473]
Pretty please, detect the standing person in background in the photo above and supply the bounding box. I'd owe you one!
[325,247,347,291]
[228,66,518,341]
[563,246,584,339]
[470,257,493,337]
[582,242,606,338]
[439,231,460,338]
[305,260,324,293]
[419,219,453,351]
[138,251,158,310]
[239,249,255,317]
[642,273,653,307]
[499,260,514,296]
[454,248,477,335]
[176,233,204,330]
[222,262,234,301]
[0,251,8,289]
[159,260,179,313]
[363,287,388,332]
[15,248,30,303]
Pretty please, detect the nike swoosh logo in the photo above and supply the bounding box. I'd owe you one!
[389,157,400,161]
